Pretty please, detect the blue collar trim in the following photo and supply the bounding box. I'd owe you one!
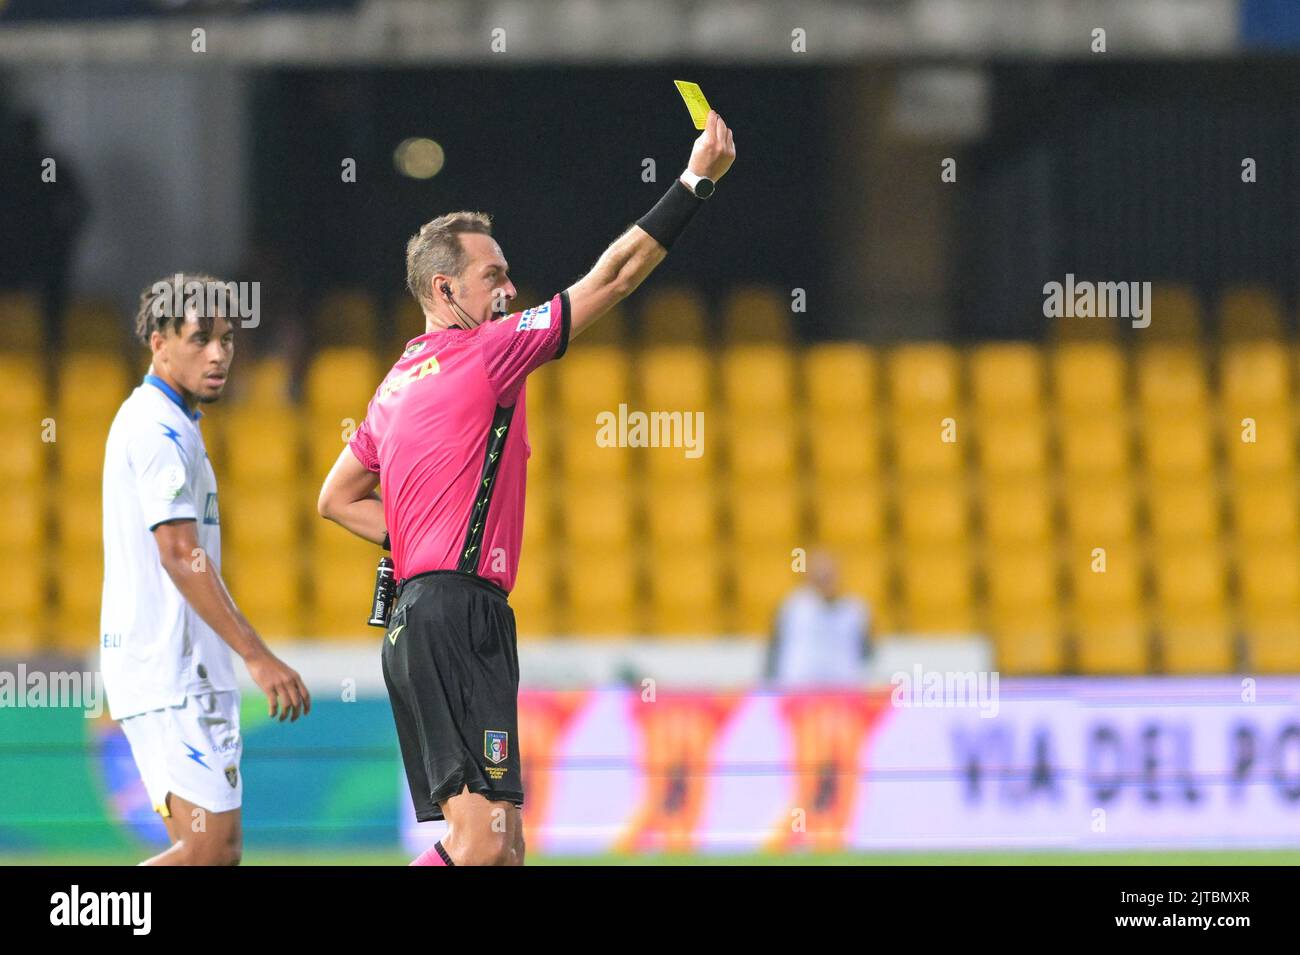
[144,374,202,420]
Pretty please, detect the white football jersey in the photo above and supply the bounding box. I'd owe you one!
[99,375,236,720]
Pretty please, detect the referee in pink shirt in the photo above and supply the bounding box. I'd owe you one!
[318,111,735,866]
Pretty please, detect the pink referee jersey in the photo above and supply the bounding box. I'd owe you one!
[348,291,570,594]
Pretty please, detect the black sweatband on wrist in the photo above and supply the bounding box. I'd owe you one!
[635,179,704,250]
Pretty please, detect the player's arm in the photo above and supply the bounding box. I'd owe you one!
[318,445,387,546]
[152,518,310,721]
[566,109,735,339]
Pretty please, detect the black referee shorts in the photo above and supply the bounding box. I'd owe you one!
[381,570,523,822]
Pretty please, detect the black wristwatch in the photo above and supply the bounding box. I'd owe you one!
[679,169,715,199]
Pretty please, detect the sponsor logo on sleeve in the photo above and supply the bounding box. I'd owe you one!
[516,302,552,332]
[153,465,187,502]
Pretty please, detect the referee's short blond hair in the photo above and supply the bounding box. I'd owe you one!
[406,211,493,313]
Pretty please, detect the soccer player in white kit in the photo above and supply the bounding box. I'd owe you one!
[100,274,311,865]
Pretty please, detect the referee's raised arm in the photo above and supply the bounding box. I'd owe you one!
[566,109,736,339]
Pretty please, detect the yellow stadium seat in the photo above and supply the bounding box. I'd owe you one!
[560,418,631,479]
[1145,477,1221,541]
[720,345,796,417]
[804,343,876,415]
[309,411,371,476]
[224,549,301,638]
[0,291,43,350]
[557,346,632,413]
[56,419,115,483]
[240,356,294,409]
[723,285,792,343]
[562,482,633,548]
[1068,541,1143,610]
[1221,407,1295,475]
[1146,283,1203,340]
[0,418,48,484]
[985,544,1060,612]
[890,413,965,476]
[647,545,726,635]
[565,547,640,635]
[887,343,961,412]
[1217,286,1283,341]
[1151,548,1227,619]
[1158,607,1234,674]
[511,548,556,637]
[1230,476,1299,542]
[575,302,628,346]
[1135,346,1209,411]
[969,343,1044,412]
[625,415,710,480]
[0,487,44,551]
[897,478,968,545]
[981,476,1053,544]
[729,480,801,545]
[304,347,380,416]
[0,551,45,653]
[223,484,301,550]
[724,415,797,478]
[975,413,1049,477]
[0,354,45,418]
[1244,612,1300,673]
[639,345,713,410]
[58,353,130,412]
[308,533,381,638]
[1219,341,1291,412]
[643,479,719,547]
[521,476,552,548]
[1057,412,1131,475]
[53,550,102,655]
[990,610,1066,675]
[1051,342,1127,412]
[1062,477,1138,542]
[317,289,379,346]
[1075,608,1151,674]
[57,483,101,550]
[1141,415,1214,476]
[640,287,708,345]
[811,479,888,547]
[68,298,127,350]
[729,545,802,634]
[807,414,881,478]
[899,546,975,633]
[225,409,299,483]
[1237,544,1300,618]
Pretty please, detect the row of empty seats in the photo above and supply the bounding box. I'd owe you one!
[0,289,1298,674]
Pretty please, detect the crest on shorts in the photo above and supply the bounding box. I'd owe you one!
[484,730,508,765]
[225,766,239,789]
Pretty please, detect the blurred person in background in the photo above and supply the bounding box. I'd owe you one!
[764,549,873,688]
[0,112,89,344]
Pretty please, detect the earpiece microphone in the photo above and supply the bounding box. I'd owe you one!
[440,283,479,330]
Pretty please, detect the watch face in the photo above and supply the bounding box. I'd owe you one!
[695,177,715,198]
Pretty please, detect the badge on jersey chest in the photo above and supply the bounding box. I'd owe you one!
[402,340,426,358]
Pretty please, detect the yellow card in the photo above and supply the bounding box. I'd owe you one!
[674,80,712,130]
